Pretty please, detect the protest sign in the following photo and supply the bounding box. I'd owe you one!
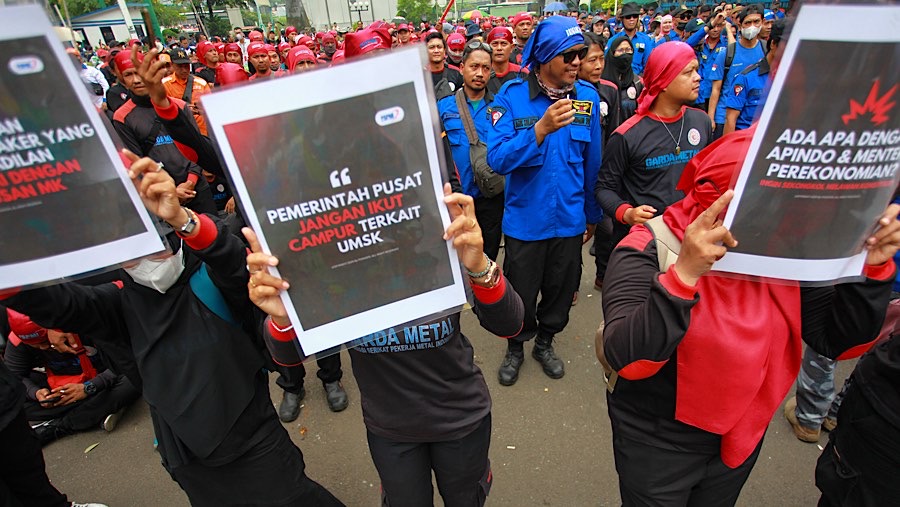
[0,5,166,290]
[717,4,900,282]
[203,48,466,355]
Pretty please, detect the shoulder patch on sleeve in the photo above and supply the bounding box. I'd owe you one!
[489,106,506,126]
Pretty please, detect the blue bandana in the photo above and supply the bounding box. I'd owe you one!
[521,16,585,70]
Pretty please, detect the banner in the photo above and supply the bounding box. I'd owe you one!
[202,48,467,355]
[0,5,166,290]
[717,4,900,282]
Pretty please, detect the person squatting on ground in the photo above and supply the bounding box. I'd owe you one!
[598,125,900,506]
[486,15,603,386]
[245,185,524,507]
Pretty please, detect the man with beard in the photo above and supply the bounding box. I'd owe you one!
[318,32,338,62]
[486,27,526,95]
[486,16,603,386]
[608,3,655,76]
[111,50,216,215]
[438,42,504,260]
[509,12,533,65]
[425,32,463,100]
[192,41,219,86]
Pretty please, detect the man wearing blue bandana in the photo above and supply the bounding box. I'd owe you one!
[486,16,603,386]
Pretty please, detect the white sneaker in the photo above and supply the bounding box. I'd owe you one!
[101,407,127,432]
[71,502,109,507]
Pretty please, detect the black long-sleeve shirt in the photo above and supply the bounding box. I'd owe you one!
[3,342,117,400]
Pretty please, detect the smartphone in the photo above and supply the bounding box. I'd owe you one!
[39,395,62,404]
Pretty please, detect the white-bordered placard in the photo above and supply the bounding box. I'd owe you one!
[0,5,166,290]
[202,47,467,355]
[716,4,900,282]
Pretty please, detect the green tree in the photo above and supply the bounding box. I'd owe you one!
[396,0,436,23]
[153,0,185,29]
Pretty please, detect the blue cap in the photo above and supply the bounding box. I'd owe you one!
[764,10,775,21]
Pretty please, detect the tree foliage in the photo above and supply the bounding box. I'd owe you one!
[396,0,437,23]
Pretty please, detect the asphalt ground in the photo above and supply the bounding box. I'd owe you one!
[38,243,853,506]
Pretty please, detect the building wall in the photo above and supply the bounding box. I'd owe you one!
[304,0,399,31]
[71,5,147,47]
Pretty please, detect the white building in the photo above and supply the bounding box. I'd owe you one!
[303,0,400,31]
[70,3,148,48]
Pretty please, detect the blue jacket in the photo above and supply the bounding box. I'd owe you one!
[438,90,494,199]
[723,57,770,131]
[609,31,655,76]
[695,36,728,103]
[486,73,603,241]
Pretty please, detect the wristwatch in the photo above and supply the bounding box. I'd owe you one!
[83,380,97,396]
[470,258,501,288]
[178,207,198,235]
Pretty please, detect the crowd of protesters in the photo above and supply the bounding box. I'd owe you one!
[2,1,899,506]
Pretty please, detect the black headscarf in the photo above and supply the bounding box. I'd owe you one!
[601,36,636,91]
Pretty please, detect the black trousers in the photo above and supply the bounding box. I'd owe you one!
[815,383,900,507]
[367,414,492,507]
[613,434,762,507]
[502,235,583,343]
[592,215,615,284]
[474,194,505,261]
[0,410,69,507]
[170,423,344,507]
[275,353,342,395]
[24,375,139,430]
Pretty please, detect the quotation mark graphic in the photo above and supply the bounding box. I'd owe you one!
[330,168,351,188]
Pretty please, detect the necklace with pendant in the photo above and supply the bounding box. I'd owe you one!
[655,113,685,155]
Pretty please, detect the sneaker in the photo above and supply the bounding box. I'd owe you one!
[102,407,128,432]
[822,417,837,432]
[784,396,820,443]
[498,348,525,386]
[33,420,73,446]
[71,503,109,507]
[532,341,565,379]
[278,387,306,423]
[323,381,349,412]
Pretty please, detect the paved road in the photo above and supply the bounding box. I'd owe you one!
[40,244,851,506]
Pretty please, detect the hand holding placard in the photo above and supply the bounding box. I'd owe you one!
[865,203,900,266]
[243,227,292,328]
[673,190,738,286]
[442,183,488,275]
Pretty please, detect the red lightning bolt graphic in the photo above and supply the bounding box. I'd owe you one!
[841,79,897,127]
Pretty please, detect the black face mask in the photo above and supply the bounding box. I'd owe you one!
[323,45,336,55]
[677,21,688,30]
[612,53,633,73]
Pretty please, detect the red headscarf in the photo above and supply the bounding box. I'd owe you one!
[660,125,804,468]
[344,27,391,59]
[215,62,249,86]
[487,27,513,44]
[636,41,696,116]
[287,46,317,71]
[224,42,241,55]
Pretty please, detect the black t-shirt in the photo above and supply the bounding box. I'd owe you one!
[432,66,463,100]
[194,65,216,87]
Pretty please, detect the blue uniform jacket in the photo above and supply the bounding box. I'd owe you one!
[724,57,770,130]
[695,36,728,103]
[486,73,603,241]
[709,40,765,124]
[438,90,494,199]
[609,31,655,76]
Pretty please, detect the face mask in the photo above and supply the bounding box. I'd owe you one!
[677,22,688,30]
[741,26,760,40]
[124,245,185,294]
[613,53,633,73]
[323,45,336,55]
[235,33,244,40]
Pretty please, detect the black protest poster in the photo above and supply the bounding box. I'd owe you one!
[726,40,899,261]
[222,82,455,331]
[0,6,164,290]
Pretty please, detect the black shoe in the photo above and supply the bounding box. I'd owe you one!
[323,381,349,412]
[498,348,525,386]
[33,420,73,446]
[532,341,565,379]
[278,388,306,423]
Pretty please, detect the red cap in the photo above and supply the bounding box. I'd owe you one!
[247,42,268,57]
[278,42,290,53]
[196,41,213,61]
[128,38,141,47]
[315,31,325,40]
[264,43,276,53]
[331,50,345,65]
[7,308,48,346]
[481,22,492,31]
[112,49,143,72]
[510,12,532,27]
[455,26,467,35]
[215,42,226,55]
[447,33,466,52]
[344,27,391,59]
[97,48,109,60]
[285,25,298,37]
[249,30,264,42]
[224,42,241,55]
[296,34,313,48]
[215,62,249,86]
[287,46,317,71]
[487,26,513,44]
[397,23,410,32]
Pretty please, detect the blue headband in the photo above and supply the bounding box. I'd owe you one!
[521,16,585,70]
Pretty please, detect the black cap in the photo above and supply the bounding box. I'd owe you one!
[168,48,190,64]
[673,5,694,18]
[620,2,641,17]
[684,18,705,33]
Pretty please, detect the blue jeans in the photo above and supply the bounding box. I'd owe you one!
[795,346,847,428]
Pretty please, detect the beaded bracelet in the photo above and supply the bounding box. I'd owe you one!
[465,253,491,278]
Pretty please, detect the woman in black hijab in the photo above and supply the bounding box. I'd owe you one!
[601,36,643,120]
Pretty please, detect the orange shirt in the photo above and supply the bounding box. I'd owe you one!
[162,74,211,135]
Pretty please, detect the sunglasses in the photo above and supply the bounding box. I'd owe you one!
[560,46,589,64]
[679,14,692,20]
[464,40,492,54]
[622,14,639,19]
